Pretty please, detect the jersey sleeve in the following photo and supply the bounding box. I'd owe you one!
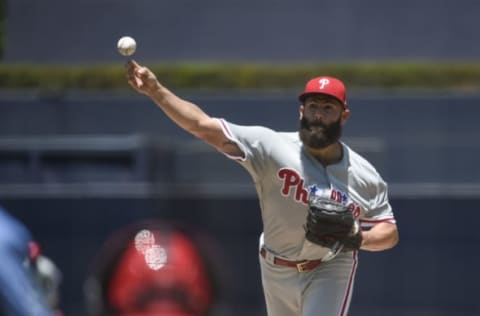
[360,175,396,228]
[215,118,275,181]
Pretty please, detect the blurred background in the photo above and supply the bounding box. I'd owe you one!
[1,0,480,315]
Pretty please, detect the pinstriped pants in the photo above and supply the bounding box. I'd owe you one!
[259,251,358,316]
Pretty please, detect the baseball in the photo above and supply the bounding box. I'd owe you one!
[117,36,137,56]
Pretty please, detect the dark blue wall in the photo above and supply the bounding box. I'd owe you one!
[3,0,480,314]
[2,197,480,316]
[5,0,480,63]
[1,90,479,184]
[1,91,480,316]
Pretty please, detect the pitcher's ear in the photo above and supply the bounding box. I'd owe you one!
[299,105,305,119]
[341,109,351,125]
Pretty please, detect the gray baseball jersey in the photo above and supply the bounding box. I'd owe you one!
[216,118,396,316]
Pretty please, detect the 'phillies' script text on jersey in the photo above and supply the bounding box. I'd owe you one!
[277,167,362,217]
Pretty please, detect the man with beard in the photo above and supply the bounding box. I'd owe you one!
[126,61,399,316]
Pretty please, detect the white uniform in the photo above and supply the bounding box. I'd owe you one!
[217,119,396,316]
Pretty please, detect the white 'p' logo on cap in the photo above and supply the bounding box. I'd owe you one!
[318,78,330,89]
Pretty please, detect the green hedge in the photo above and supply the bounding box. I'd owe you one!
[1,62,480,91]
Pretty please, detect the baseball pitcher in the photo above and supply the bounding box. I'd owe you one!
[126,60,399,316]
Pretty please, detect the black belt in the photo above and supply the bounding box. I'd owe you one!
[260,248,322,272]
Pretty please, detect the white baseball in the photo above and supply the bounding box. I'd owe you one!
[117,36,137,56]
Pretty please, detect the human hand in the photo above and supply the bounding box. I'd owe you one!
[126,60,161,96]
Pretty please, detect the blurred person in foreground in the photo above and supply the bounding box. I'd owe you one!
[0,205,62,316]
[84,219,228,316]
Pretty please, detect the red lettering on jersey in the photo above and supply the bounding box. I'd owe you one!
[277,169,365,211]
[353,205,361,218]
[277,168,308,204]
[330,189,344,203]
[347,203,362,218]
[331,189,363,219]
[278,168,300,195]
[330,190,337,201]
[295,179,308,203]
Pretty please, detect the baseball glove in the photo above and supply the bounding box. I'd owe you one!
[305,197,362,252]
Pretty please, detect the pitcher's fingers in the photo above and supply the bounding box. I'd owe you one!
[126,69,136,82]
[135,67,150,79]
[127,78,143,91]
[126,60,143,77]
[125,59,140,72]
[135,76,144,88]
[128,59,141,68]
[127,79,135,89]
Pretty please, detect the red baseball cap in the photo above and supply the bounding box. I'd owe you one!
[298,76,347,107]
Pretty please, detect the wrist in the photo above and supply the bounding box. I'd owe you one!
[149,83,167,99]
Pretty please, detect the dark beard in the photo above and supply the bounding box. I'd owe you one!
[299,116,342,149]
